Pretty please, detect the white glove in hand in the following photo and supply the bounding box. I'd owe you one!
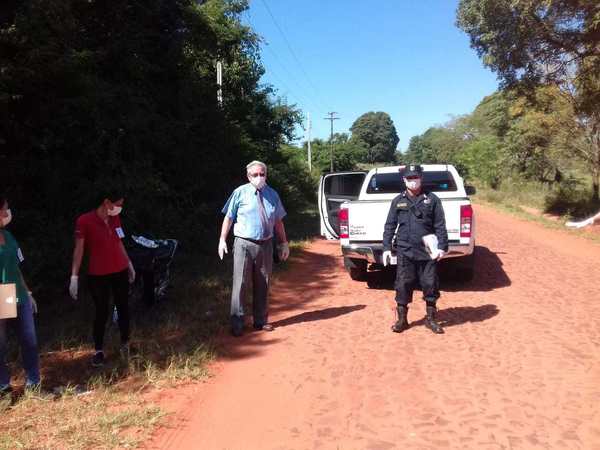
[382,250,392,267]
[278,242,290,261]
[435,249,446,261]
[218,238,228,260]
[127,262,136,284]
[69,275,79,300]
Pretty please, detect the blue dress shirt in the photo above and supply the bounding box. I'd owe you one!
[222,183,287,240]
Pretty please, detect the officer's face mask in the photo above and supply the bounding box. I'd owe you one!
[249,172,267,190]
[404,177,422,191]
[1,208,12,227]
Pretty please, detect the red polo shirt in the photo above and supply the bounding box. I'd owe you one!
[75,211,129,276]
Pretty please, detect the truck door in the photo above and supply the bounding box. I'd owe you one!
[318,172,367,240]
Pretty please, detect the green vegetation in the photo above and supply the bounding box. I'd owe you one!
[0,0,312,287]
[288,111,401,176]
[349,111,400,164]
[403,1,600,216]
[0,1,319,447]
[0,386,164,450]
[456,0,600,201]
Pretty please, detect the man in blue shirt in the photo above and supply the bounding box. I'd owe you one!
[219,161,290,336]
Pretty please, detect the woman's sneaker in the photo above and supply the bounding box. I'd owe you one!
[91,351,105,368]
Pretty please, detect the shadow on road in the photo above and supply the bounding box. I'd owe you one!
[270,304,366,328]
[365,245,511,293]
[410,304,499,329]
[218,241,345,360]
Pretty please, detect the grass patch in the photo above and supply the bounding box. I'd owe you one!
[473,182,600,243]
[1,207,321,449]
[0,386,164,450]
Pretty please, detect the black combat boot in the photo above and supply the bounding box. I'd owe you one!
[425,304,444,334]
[391,305,409,333]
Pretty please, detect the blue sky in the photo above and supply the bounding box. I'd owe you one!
[243,0,499,151]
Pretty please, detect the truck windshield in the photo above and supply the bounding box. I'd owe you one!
[366,171,457,194]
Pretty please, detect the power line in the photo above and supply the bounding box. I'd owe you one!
[262,45,325,114]
[258,0,330,112]
[244,9,324,115]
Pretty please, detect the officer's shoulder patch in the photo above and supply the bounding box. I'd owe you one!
[424,198,431,204]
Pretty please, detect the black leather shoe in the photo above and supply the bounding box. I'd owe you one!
[253,323,274,331]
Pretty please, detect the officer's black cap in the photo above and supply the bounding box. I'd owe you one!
[401,164,423,178]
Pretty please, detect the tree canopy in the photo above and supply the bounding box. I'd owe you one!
[0,0,308,285]
[349,111,399,163]
[456,0,600,100]
[456,0,600,199]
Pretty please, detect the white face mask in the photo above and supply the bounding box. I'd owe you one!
[1,209,12,226]
[404,178,422,191]
[107,205,122,216]
[250,175,266,190]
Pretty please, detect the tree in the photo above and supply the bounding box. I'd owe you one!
[0,0,303,287]
[350,112,399,163]
[403,119,469,168]
[309,133,367,172]
[457,135,504,188]
[456,0,600,92]
[456,0,600,199]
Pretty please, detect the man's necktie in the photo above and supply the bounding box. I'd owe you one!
[256,190,269,239]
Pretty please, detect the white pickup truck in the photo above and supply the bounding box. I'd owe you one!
[318,164,476,281]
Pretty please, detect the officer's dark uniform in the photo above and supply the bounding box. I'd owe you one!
[383,165,448,333]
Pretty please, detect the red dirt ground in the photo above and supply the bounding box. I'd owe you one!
[145,204,600,450]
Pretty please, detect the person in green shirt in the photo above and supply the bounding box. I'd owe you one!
[0,193,40,394]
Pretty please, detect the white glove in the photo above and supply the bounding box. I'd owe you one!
[218,238,228,260]
[565,217,593,229]
[69,275,79,300]
[278,242,290,261]
[127,262,136,284]
[434,249,446,261]
[382,250,392,267]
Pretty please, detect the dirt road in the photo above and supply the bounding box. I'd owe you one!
[147,204,600,450]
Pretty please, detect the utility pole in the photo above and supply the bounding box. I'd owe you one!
[306,112,312,173]
[216,61,223,107]
[324,112,339,172]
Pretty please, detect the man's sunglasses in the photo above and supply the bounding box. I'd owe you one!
[249,172,266,178]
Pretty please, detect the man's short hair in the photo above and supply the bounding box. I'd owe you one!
[246,160,268,174]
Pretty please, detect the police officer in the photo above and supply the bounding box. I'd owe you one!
[382,164,448,334]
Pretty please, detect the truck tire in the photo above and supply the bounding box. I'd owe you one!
[344,257,368,281]
[454,252,475,282]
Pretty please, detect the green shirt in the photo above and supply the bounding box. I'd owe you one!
[0,229,28,304]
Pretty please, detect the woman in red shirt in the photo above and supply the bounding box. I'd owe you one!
[69,193,135,367]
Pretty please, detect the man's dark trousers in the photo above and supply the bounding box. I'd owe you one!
[394,256,439,305]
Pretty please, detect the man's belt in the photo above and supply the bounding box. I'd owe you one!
[236,236,272,244]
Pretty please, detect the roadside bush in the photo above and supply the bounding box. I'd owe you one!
[544,178,600,218]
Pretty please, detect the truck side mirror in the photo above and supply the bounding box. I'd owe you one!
[465,185,476,196]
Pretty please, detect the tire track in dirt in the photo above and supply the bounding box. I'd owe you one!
[146,204,600,450]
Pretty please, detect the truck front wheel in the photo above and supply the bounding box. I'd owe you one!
[344,257,368,281]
